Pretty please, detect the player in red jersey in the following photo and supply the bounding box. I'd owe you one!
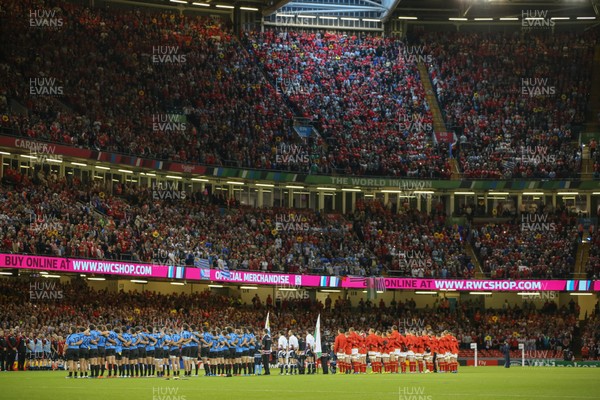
[366,329,381,373]
[334,329,347,374]
[380,331,391,373]
[414,332,426,373]
[389,325,402,374]
[423,333,436,373]
[357,331,367,374]
[396,331,408,374]
[386,331,399,373]
[344,331,353,374]
[347,328,360,374]
[436,333,448,373]
[446,332,459,373]
[405,331,417,373]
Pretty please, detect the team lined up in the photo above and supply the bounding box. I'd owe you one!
[64,324,261,379]
[333,327,459,374]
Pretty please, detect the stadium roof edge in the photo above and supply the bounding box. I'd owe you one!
[263,0,292,16]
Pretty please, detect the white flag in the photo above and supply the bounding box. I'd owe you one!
[265,312,270,335]
[314,314,322,358]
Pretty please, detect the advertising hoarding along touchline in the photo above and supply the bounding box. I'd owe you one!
[0,254,598,292]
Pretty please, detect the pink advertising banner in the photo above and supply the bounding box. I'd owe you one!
[0,254,598,292]
[342,277,594,292]
[0,254,173,278]
[207,269,322,287]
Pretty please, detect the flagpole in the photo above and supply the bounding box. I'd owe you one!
[314,314,322,375]
[265,312,270,335]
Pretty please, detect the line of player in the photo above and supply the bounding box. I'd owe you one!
[332,326,459,374]
[64,323,263,379]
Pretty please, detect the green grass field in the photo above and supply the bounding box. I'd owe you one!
[1,368,598,400]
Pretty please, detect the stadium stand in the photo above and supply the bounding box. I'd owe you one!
[1,0,299,169]
[0,166,476,278]
[580,310,600,360]
[426,31,595,179]
[246,30,451,178]
[1,1,597,179]
[585,232,600,280]
[471,215,578,279]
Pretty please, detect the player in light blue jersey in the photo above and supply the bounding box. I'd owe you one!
[234,328,244,375]
[145,326,157,377]
[111,327,122,377]
[200,326,213,376]
[216,328,227,376]
[225,327,237,377]
[160,328,171,378]
[169,329,182,379]
[129,328,141,377]
[78,327,91,378]
[88,325,100,378]
[103,325,118,378]
[64,326,83,378]
[243,328,254,375]
[180,324,193,377]
[207,329,217,376]
[135,327,147,377]
[96,326,106,377]
[118,327,132,377]
[190,324,201,376]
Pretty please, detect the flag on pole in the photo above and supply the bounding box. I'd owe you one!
[367,277,386,300]
[367,277,377,300]
[314,314,322,359]
[265,312,270,335]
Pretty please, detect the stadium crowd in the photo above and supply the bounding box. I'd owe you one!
[585,232,600,280]
[471,212,578,279]
[1,0,311,171]
[592,138,600,180]
[580,305,600,360]
[426,31,595,179]
[245,31,451,178]
[1,165,477,278]
[1,1,595,179]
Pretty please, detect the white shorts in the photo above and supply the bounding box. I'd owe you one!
[368,351,377,357]
[336,352,346,359]
[450,353,458,359]
[416,353,424,360]
[381,353,390,359]
[351,348,359,355]
[394,349,401,355]
[374,352,381,358]
[399,352,407,358]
